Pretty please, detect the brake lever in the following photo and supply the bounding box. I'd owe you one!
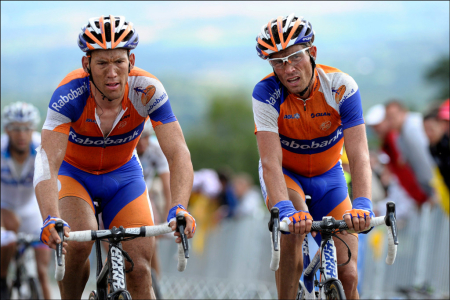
[269,207,280,251]
[55,220,64,266]
[384,201,398,245]
[176,215,189,259]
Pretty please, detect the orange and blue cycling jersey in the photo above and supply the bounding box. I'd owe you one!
[42,66,176,228]
[43,67,176,175]
[254,64,364,240]
[252,64,364,177]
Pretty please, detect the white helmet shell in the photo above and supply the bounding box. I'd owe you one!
[2,102,41,129]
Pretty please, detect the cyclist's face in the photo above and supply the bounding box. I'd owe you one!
[84,49,135,102]
[5,122,34,154]
[271,44,316,97]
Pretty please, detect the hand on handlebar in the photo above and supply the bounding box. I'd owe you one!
[274,200,314,236]
[167,204,196,243]
[40,216,70,253]
[343,197,375,234]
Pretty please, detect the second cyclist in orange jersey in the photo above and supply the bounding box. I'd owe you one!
[253,13,374,299]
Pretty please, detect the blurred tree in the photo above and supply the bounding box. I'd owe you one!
[425,55,449,100]
[186,93,260,183]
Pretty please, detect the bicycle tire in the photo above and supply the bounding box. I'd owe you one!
[27,277,41,300]
[151,269,163,299]
[324,279,346,300]
[116,291,132,300]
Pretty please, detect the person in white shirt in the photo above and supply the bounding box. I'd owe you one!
[1,102,51,299]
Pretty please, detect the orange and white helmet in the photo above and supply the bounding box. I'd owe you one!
[77,15,139,52]
[256,13,314,60]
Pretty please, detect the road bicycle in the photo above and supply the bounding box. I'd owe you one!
[268,201,398,300]
[7,233,42,299]
[53,215,189,300]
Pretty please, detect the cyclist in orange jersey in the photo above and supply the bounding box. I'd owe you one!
[253,14,373,299]
[34,15,195,300]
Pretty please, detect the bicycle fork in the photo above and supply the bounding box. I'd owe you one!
[299,236,339,299]
[299,236,320,299]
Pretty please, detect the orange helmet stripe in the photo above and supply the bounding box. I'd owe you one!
[267,19,277,51]
[276,17,285,49]
[257,37,277,52]
[261,49,270,57]
[84,28,107,49]
[282,19,301,49]
[86,42,95,50]
[112,23,132,49]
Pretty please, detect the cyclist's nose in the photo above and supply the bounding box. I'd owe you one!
[283,61,296,73]
[105,65,118,77]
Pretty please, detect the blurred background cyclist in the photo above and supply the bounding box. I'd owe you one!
[136,120,172,280]
[1,102,52,299]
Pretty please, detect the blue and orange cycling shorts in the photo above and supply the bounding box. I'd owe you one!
[57,155,154,229]
[259,160,356,244]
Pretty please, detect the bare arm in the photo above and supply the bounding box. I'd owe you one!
[154,121,194,237]
[34,129,70,248]
[256,131,289,208]
[343,124,372,231]
[159,172,172,220]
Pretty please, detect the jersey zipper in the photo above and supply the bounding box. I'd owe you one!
[93,107,128,172]
[298,97,312,176]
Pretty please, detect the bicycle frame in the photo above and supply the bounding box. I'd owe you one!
[269,202,398,300]
[300,227,339,299]
[9,234,41,299]
[91,238,130,300]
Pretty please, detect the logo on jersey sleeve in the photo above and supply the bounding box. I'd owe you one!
[279,126,343,154]
[51,82,89,112]
[266,89,281,106]
[332,85,346,105]
[134,85,156,105]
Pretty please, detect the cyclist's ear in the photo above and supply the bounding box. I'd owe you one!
[128,52,135,73]
[82,56,90,74]
[309,45,317,61]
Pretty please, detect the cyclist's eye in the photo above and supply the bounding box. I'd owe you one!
[272,60,283,66]
[291,55,300,60]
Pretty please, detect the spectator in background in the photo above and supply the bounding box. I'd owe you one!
[385,100,436,205]
[232,173,264,219]
[423,100,450,189]
[189,168,223,253]
[423,100,450,214]
[217,168,238,218]
[365,105,416,224]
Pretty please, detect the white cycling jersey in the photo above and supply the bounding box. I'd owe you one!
[1,132,43,236]
[137,136,170,188]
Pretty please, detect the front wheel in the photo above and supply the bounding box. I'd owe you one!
[89,290,98,300]
[324,279,346,300]
[117,291,132,300]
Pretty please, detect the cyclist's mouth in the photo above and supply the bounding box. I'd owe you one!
[287,76,300,85]
[106,83,120,90]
